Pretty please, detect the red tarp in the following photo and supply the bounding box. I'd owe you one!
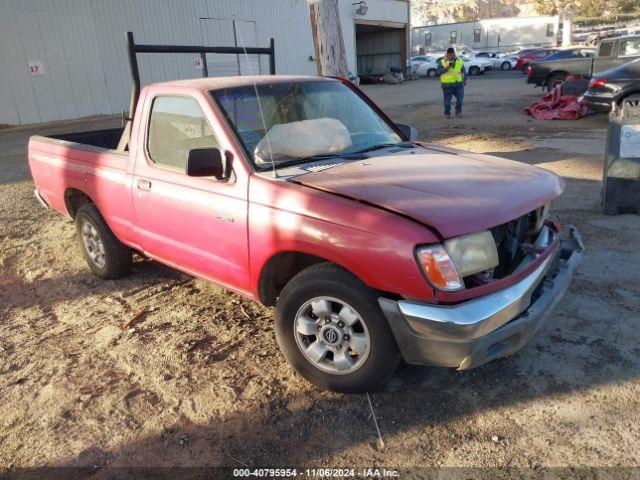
[524,85,591,120]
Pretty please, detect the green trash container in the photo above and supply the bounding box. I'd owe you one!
[602,97,640,214]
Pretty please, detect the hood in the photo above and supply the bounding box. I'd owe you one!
[293,147,564,239]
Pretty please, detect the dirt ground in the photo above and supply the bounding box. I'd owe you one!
[1,71,640,476]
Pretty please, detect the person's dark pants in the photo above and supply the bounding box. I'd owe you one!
[442,85,464,114]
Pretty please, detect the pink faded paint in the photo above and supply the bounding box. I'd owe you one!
[28,75,564,305]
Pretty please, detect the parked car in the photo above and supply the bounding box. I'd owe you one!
[527,36,640,91]
[409,55,440,77]
[583,58,640,112]
[460,55,492,75]
[28,63,583,393]
[515,48,547,57]
[516,49,559,72]
[470,51,516,70]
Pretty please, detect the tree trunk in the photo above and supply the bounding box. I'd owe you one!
[561,10,573,47]
[308,0,349,78]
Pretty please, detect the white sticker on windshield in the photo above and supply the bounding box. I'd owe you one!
[621,125,640,158]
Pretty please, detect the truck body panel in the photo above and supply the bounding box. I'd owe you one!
[28,74,583,387]
[528,36,640,88]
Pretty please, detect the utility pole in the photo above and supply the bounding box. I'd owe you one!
[308,0,349,77]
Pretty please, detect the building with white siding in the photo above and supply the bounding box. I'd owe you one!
[412,15,561,55]
[0,0,409,125]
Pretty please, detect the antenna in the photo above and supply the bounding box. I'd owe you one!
[235,22,278,179]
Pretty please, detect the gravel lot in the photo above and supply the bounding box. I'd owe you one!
[1,71,639,475]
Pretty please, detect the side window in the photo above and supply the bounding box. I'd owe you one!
[147,96,219,170]
[619,39,640,57]
[546,23,554,37]
[598,41,613,57]
[450,31,457,45]
[473,29,481,43]
[424,32,431,47]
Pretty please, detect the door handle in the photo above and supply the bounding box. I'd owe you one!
[137,179,151,191]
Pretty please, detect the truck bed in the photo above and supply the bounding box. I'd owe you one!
[28,128,134,247]
[49,127,125,151]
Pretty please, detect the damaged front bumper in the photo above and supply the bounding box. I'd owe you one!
[379,226,584,370]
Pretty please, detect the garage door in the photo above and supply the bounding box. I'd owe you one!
[199,18,261,77]
[356,24,406,75]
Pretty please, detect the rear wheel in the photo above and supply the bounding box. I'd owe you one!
[75,204,132,279]
[501,61,512,71]
[547,73,566,92]
[469,66,480,76]
[427,68,437,77]
[275,263,399,392]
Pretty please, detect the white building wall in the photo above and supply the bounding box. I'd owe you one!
[412,15,560,54]
[0,0,409,125]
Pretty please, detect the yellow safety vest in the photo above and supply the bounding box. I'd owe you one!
[439,58,463,84]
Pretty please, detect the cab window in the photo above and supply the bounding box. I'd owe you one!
[598,41,613,57]
[147,96,219,170]
[619,38,640,57]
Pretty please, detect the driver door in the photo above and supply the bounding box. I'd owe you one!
[131,94,250,293]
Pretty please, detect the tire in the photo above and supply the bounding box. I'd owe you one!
[427,68,437,77]
[619,94,640,110]
[520,63,529,73]
[469,66,480,76]
[546,73,566,92]
[501,61,512,71]
[75,204,132,279]
[275,263,400,393]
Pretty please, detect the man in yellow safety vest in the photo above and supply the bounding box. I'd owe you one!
[437,47,467,118]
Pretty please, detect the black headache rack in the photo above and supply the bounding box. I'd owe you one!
[118,31,276,151]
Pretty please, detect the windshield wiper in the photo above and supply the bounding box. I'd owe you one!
[268,151,366,170]
[260,142,414,171]
[350,141,415,155]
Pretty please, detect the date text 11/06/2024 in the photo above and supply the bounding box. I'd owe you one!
[232,468,400,477]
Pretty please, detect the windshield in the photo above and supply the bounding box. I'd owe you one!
[211,80,402,170]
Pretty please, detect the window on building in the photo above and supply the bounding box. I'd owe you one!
[450,31,457,45]
[598,41,613,57]
[619,38,640,57]
[424,32,431,46]
[148,96,219,170]
[546,23,555,37]
[474,28,481,43]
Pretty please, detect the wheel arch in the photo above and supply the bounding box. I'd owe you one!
[257,250,403,307]
[64,188,95,219]
[258,251,340,307]
[545,70,568,85]
[617,90,640,105]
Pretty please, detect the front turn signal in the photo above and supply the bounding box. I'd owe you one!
[416,245,464,291]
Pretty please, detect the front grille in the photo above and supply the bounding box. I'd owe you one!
[464,208,545,288]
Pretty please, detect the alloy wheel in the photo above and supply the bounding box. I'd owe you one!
[294,296,370,375]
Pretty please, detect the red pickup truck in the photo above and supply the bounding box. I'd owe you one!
[29,75,583,392]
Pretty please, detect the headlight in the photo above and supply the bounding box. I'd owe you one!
[416,230,499,291]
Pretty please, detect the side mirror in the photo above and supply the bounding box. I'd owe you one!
[396,123,418,141]
[186,148,229,179]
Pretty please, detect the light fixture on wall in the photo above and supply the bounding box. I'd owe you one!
[352,1,368,16]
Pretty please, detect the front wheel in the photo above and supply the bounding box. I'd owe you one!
[427,68,437,77]
[501,61,512,71]
[469,66,480,76]
[275,264,399,392]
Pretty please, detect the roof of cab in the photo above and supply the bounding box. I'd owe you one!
[150,75,335,91]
